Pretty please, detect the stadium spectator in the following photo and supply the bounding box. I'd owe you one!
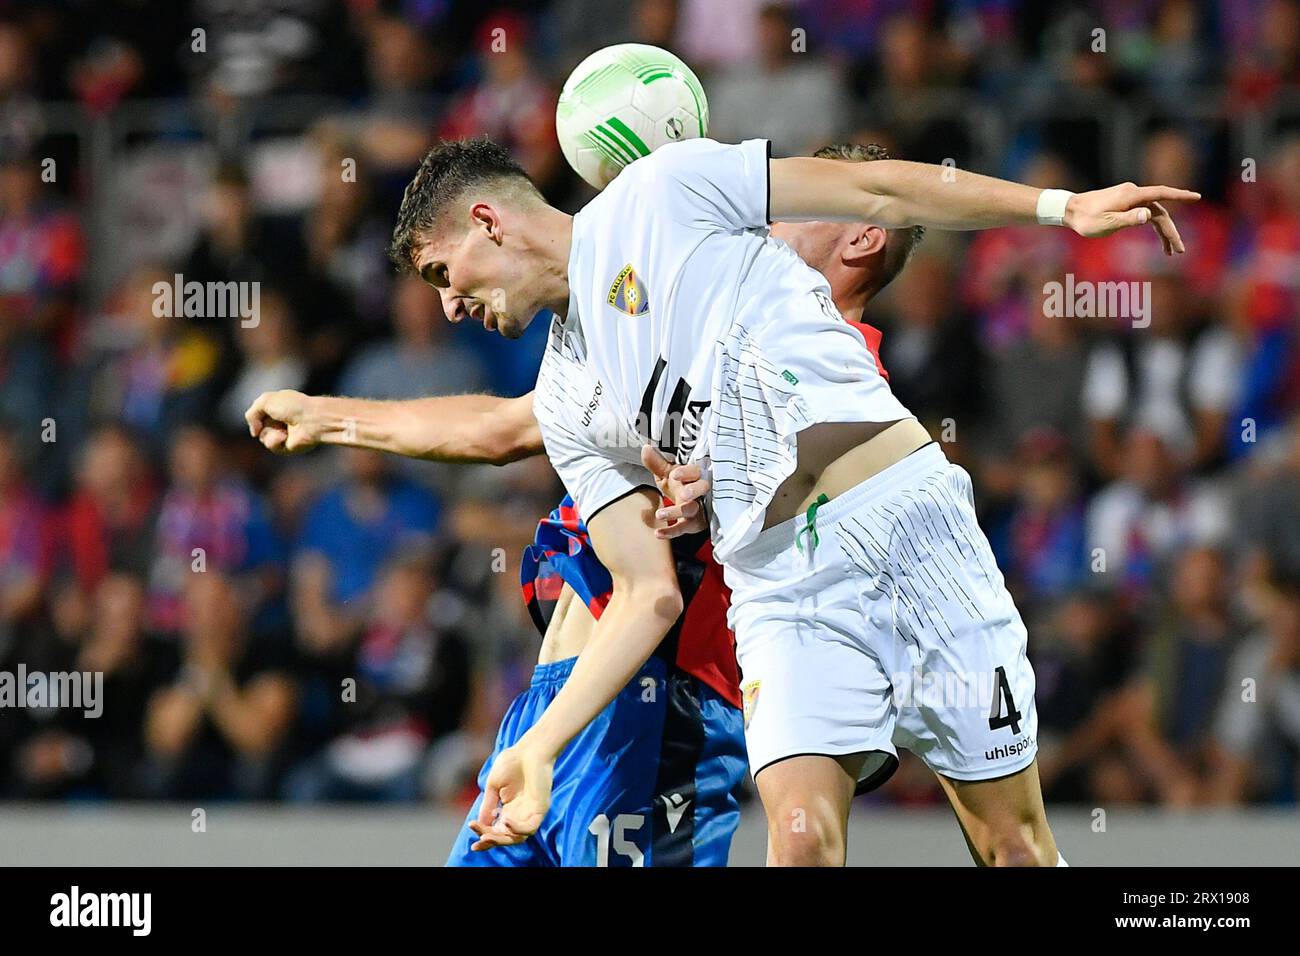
[987,429,1089,607]
[1035,589,1142,803]
[0,19,42,131]
[1082,273,1243,478]
[1120,546,1243,801]
[1226,135,1300,450]
[78,265,224,453]
[555,0,679,69]
[438,13,563,193]
[291,448,441,657]
[0,307,57,477]
[52,423,157,636]
[178,161,341,379]
[338,276,486,404]
[673,0,764,69]
[143,571,298,800]
[1087,428,1231,599]
[146,424,284,635]
[1225,0,1300,106]
[62,0,191,106]
[1210,573,1300,803]
[960,152,1082,353]
[707,2,847,156]
[189,0,365,102]
[0,146,84,347]
[979,283,1090,464]
[0,423,51,649]
[1073,127,1231,307]
[180,163,279,295]
[283,548,470,801]
[217,289,310,434]
[876,246,984,438]
[14,574,164,799]
[301,125,393,327]
[1237,414,1300,583]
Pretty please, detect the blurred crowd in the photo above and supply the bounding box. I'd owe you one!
[0,0,1298,810]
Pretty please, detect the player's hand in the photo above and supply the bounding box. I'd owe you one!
[641,445,710,538]
[468,744,554,851]
[244,389,319,455]
[1063,183,1200,254]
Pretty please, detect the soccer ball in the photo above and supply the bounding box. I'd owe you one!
[556,43,709,191]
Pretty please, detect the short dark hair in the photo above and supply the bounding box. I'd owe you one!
[813,142,925,293]
[388,138,540,274]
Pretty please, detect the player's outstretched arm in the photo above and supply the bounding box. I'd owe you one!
[244,389,543,465]
[769,157,1200,254]
[469,487,681,851]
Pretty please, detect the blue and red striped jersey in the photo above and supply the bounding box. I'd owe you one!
[520,495,740,709]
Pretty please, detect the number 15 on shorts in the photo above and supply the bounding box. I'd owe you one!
[589,813,646,866]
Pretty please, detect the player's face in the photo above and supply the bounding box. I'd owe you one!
[415,222,540,341]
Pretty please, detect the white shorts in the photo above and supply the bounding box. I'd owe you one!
[723,442,1038,790]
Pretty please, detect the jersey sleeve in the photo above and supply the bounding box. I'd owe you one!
[644,137,771,232]
[533,350,655,524]
[539,413,653,522]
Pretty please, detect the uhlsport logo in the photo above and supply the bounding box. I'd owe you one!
[985,736,1036,762]
[607,263,650,316]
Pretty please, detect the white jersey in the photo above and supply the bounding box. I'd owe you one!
[533,137,912,561]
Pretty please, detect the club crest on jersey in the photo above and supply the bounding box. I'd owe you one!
[607,263,650,316]
[742,679,761,729]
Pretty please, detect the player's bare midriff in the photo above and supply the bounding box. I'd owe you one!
[762,417,933,529]
[538,583,594,664]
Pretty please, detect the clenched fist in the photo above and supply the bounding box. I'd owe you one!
[244,389,320,454]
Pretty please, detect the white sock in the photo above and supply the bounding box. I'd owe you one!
[1057,851,1069,867]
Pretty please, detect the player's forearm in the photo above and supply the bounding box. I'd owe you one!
[307,393,539,464]
[519,582,682,758]
[856,160,1042,231]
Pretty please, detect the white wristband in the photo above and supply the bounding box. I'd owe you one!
[1036,188,1074,226]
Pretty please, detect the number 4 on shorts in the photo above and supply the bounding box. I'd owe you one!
[988,665,1022,735]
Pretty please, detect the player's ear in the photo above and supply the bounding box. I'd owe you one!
[469,202,504,243]
[843,224,887,266]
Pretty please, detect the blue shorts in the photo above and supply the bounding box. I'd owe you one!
[446,655,746,867]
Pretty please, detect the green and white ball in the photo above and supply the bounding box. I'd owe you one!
[556,43,709,190]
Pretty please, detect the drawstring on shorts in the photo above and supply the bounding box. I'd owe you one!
[794,493,830,554]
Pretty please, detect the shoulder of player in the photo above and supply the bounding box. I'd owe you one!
[595,138,736,196]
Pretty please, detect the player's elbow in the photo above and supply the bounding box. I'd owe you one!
[493,420,544,465]
[619,573,683,626]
